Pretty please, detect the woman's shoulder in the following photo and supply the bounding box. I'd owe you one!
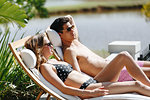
[40,62,51,67]
[46,59,68,65]
[40,62,54,72]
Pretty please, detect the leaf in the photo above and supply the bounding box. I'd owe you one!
[142,2,150,18]
[0,0,6,8]
[0,0,28,27]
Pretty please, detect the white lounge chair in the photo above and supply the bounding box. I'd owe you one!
[8,30,150,99]
[9,34,150,100]
[45,27,150,100]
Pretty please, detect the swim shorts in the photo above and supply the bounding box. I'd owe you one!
[118,61,144,82]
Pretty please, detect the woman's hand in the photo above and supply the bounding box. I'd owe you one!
[92,87,109,96]
[80,87,109,99]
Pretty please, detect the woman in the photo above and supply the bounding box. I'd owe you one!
[25,33,150,99]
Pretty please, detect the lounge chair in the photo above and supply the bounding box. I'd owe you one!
[45,27,150,100]
[9,35,78,100]
[9,33,150,100]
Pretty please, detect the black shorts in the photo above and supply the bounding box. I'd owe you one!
[80,78,98,89]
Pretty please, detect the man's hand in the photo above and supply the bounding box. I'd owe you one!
[65,15,74,25]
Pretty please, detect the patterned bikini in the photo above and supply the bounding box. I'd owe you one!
[53,64,97,89]
[53,64,73,82]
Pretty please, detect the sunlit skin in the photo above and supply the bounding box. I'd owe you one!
[25,34,150,99]
[59,15,150,79]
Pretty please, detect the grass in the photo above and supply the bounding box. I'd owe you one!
[46,0,150,14]
[92,49,110,58]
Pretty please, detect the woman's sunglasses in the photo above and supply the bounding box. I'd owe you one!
[66,25,74,32]
[45,42,52,47]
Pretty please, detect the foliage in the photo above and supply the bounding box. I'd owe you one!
[8,0,48,18]
[0,28,40,100]
[0,0,40,99]
[0,28,15,86]
[1,82,39,100]
[0,0,27,27]
[142,2,150,19]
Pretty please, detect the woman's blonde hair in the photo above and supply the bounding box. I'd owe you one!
[25,33,47,70]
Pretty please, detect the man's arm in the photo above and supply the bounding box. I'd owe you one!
[64,48,81,72]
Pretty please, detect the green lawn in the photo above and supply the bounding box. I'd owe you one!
[92,49,110,58]
[47,0,150,14]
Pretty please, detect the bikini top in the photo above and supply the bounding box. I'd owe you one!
[53,64,73,82]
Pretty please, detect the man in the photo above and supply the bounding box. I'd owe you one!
[50,15,150,80]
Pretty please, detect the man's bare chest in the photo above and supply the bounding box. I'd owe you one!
[75,46,93,57]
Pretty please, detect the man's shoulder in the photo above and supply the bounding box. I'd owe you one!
[65,47,75,53]
[64,46,78,58]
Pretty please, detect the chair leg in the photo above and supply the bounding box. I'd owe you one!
[36,90,44,100]
[46,94,51,100]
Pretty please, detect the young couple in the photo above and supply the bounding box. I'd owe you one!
[24,15,150,99]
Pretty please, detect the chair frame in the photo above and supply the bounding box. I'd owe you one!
[9,35,65,100]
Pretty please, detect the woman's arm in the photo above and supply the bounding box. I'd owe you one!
[64,85,109,99]
[40,63,108,99]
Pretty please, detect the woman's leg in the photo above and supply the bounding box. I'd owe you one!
[94,51,150,86]
[86,81,150,97]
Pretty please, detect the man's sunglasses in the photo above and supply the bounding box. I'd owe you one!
[66,25,74,32]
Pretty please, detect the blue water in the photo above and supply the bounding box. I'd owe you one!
[7,10,150,52]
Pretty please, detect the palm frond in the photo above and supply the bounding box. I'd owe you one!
[0,0,27,27]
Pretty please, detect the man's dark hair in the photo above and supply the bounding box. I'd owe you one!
[50,17,70,33]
